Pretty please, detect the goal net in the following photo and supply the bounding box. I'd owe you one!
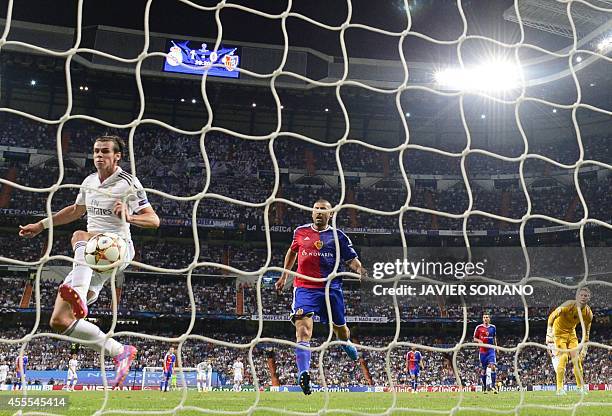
[141,367,202,390]
[0,0,610,415]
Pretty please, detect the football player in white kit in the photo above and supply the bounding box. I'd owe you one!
[0,360,9,387]
[196,360,206,392]
[232,357,244,392]
[19,136,160,387]
[206,361,213,391]
[66,354,78,391]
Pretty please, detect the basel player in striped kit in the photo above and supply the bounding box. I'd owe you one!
[406,347,425,393]
[13,354,28,390]
[275,199,367,396]
[473,313,498,393]
[161,347,176,392]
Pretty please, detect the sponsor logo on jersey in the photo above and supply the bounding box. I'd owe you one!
[87,206,113,216]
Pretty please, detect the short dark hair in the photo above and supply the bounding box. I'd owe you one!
[95,135,125,158]
[314,198,332,207]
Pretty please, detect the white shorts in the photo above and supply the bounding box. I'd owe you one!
[63,239,135,305]
[67,370,77,380]
[197,372,206,381]
[234,375,243,383]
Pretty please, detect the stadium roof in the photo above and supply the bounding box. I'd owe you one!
[503,0,612,40]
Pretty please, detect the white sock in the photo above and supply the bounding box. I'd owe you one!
[64,319,124,357]
[72,241,93,301]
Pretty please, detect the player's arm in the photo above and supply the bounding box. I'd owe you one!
[19,204,87,238]
[113,203,160,228]
[580,309,593,359]
[546,306,562,343]
[346,257,368,280]
[275,247,297,291]
[473,327,483,344]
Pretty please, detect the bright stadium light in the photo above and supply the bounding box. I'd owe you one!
[434,60,521,92]
[597,37,612,51]
[30,79,37,86]
[575,56,583,63]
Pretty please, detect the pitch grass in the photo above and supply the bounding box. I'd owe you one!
[0,390,610,416]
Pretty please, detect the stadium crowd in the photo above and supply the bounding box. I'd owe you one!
[0,328,609,388]
[0,273,609,322]
[2,118,612,233]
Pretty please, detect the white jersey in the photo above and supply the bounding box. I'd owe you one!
[232,361,243,379]
[0,364,8,382]
[197,362,207,375]
[75,166,151,241]
[68,359,78,373]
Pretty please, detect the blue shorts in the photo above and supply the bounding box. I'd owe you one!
[409,368,420,377]
[479,350,496,369]
[164,370,173,379]
[290,287,346,326]
[16,372,24,379]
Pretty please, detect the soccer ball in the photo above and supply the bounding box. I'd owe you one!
[84,233,126,273]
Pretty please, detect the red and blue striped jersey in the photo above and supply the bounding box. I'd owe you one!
[15,355,28,373]
[474,324,496,353]
[406,350,422,371]
[290,224,358,289]
[163,353,176,373]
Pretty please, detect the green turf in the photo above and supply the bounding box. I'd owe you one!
[0,390,609,416]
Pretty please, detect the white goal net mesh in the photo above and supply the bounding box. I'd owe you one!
[0,0,611,415]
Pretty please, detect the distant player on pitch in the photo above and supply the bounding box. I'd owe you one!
[275,199,367,395]
[0,360,9,388]
[13,354,28,390]
[197,360,213,392]
[161,347,176,392]
[66,354,79,391]
[19,136,160,387]
[473,313,498,393]
[547,286,592,395]
[406,346,425,393]
[232,357,244,392]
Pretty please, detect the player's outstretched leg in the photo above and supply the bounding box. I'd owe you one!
[60,232,95,319]
[112,345,137,387]
[50,292,136,388]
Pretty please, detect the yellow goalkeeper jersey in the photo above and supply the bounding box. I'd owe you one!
[547,300,593,339]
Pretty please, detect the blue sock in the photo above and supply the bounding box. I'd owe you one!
[492,371,496,388]
[296,341,311,374]
[481,374,486,389]
[412,379,417,390]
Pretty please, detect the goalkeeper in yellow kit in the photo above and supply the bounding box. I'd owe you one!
[546,287,592,395]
